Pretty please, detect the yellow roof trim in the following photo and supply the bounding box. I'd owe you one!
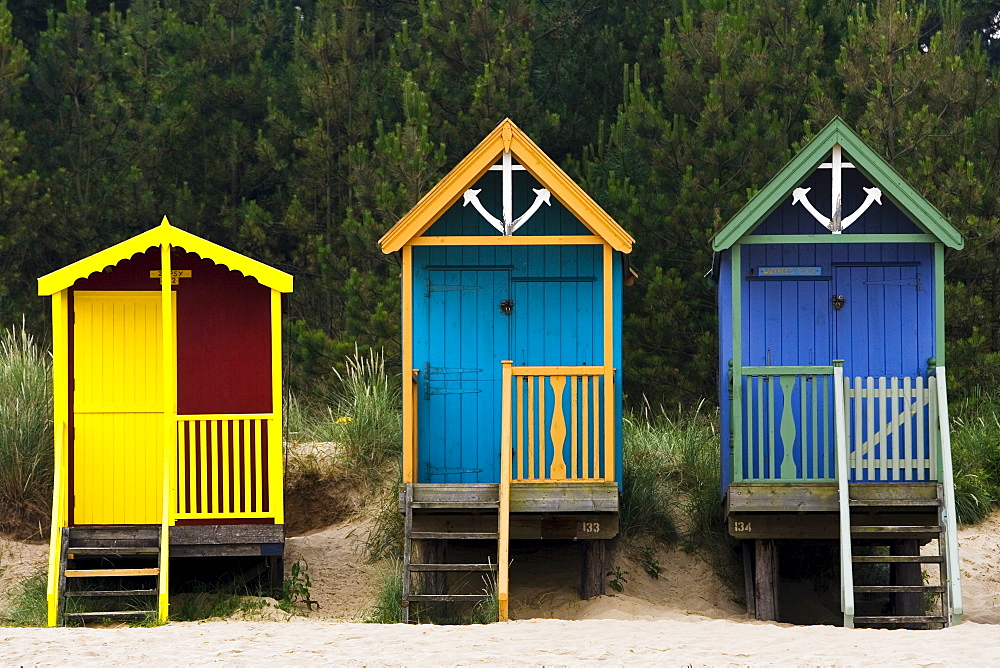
[378,119,634,253]
[38,216,293,295]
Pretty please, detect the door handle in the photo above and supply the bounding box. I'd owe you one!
[832,295,845,311]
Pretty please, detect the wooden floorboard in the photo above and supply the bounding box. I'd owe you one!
[400,482,619,513]
[727,482,940,514]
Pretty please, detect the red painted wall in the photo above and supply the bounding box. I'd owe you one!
[72,247,272,415]
[174,251,272,415]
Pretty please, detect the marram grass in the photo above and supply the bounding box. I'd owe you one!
[0,322,53,536]
[950,397,1000,524]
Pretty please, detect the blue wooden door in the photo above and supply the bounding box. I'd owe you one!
[420,268,510,482]
[834,264,922,378]
[511,279,597,366]
[742,277,834,480]
[834,263,924,481]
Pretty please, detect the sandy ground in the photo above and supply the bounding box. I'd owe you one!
[0,617,998,665]
[1,509,998,665]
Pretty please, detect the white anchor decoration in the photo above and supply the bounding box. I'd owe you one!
[463,149,551,235]
[792,144,882,233]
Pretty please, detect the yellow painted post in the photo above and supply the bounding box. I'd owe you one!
[269,289,285,523]
[401,245,415,482]
[498,361,513,622]
[221,419,231,514]
[46,290,69,626]
[253,418,264,513]
[549,375,568,480]
[603,245,615,481]
[158,242,174,622]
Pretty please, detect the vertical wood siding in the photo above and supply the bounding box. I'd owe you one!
[753,167,923,236]
[426,167,591,237]
[413,244,604,483]
[174,253,272,415]
[73,292,164,525]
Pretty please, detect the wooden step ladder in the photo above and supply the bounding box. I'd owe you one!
[842,488,952,628]
[401,484,506,623]
[57,526,162,625]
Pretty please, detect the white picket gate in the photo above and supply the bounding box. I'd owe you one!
[842,375,939,482]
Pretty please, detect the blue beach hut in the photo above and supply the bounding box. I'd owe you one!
[380,119,633,621]
[714,118,964,628]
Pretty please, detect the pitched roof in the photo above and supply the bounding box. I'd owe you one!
[712,117,964,250]
[379,118,634,253]
[38,216,293,295]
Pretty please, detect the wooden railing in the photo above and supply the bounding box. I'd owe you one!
[736,366,836,481]
[841,375,938,482]
[501,362,615,483]
[173,414,283,520]
[45,421,69,626]
[834,362,963,627]
[833,362,855,628]
[932,366,963,625]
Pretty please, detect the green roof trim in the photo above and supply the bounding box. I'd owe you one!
[712,117,964,251]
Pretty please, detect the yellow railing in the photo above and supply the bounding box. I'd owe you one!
[45,421,69,627]
[173,414,283,521]
[501,362,615,482]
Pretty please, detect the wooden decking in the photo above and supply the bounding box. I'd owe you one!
[398,482,619,540]
[170,524,284,558]
[726,482,939,540]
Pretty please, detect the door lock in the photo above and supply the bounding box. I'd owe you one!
[500,299,513,315]
[832,295,846,311]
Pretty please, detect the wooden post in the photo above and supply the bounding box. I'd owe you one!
[742,541,756,618]
[498,361,513,621]
[891,539,923,625]
[754,539,779,621]
[415,539,446,595]
[581,539,607,599]
[267,556,284,598]
[158,239,175,622]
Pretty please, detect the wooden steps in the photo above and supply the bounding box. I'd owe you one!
[843,487,951,629]
[410,531,499,540]
[411,501,499,510]
[64,611,155,623]
[68,547,160,557]
[854,615,948,625]
[852,555,943,564]
[56,526,162,626]
[65,568,159,578]
[407,594,491,602]
[401,484,499,623]
[409,563,494,572]
[66,589,158,598]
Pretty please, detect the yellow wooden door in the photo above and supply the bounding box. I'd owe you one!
[73,291,164,525]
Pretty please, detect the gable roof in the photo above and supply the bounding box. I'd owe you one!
[38,216,293,295]
[712,117,964,251]
[378,118,634,253]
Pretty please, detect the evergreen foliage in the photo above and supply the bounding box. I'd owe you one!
[0,0,996,406]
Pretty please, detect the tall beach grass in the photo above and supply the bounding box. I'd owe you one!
[286,347,402,487]
[621,400,721,549]
[950,397,1000,524]
[0,322,53,537]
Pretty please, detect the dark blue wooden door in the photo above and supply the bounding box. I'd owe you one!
[743,277,834,480]
[420,268,509,483]
[745,278,832,367]
[834,264,922,378]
